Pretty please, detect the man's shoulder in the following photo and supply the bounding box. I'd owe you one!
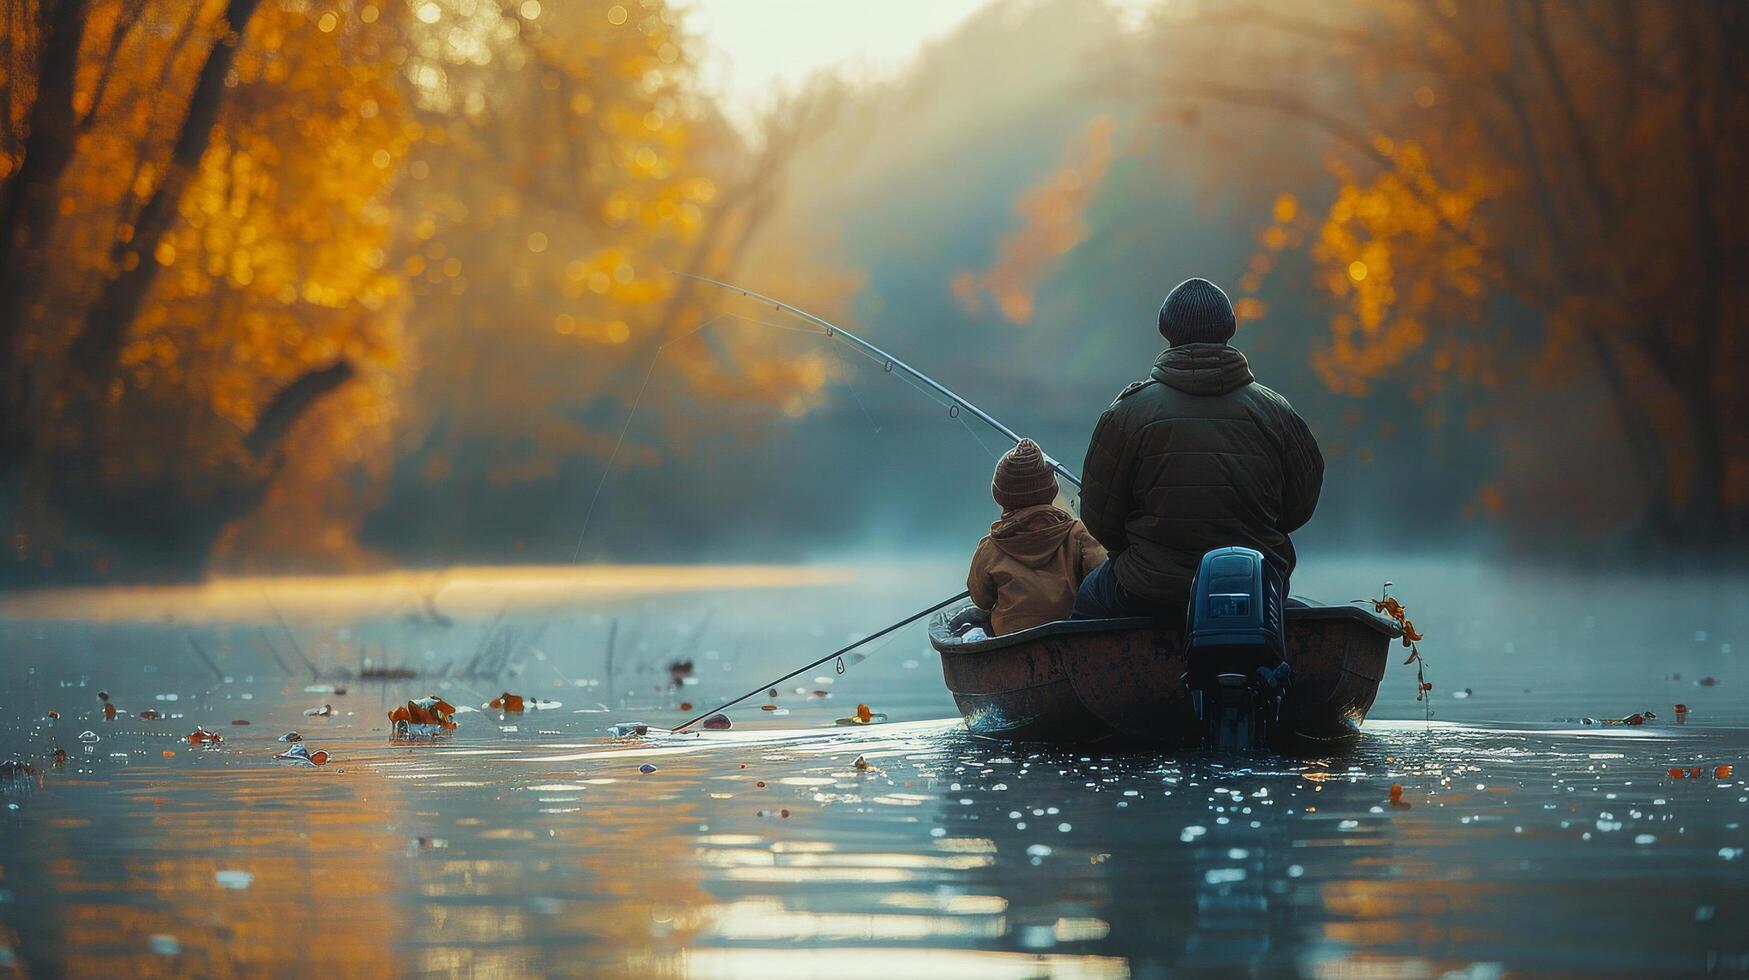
[1242,380,1301,416]
[1109,378,1158,408]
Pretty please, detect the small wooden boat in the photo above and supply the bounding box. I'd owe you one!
[928,601,1401,748]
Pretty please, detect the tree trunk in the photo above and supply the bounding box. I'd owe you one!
[1669,3,1732,544]
[66,0,263,382]
[245,360,355,458]
[0,0,89,471]
[1584,332,1678,533]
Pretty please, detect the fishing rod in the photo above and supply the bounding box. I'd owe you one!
[674,272,1082,490]
[648,275,1075,733]
[670,590,971,733]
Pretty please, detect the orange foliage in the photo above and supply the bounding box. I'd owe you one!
[2,0,409,579]
[2,0,854,579]
[388,2,853,509]
[1174,1,1748,542]
[952,116,1118,324]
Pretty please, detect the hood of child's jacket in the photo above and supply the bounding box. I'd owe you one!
[1151,343,1255,396]
[989,505,1076,566]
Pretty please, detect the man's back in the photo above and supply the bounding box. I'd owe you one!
[1079,342,1323,612]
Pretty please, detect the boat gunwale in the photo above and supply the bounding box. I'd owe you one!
[930,602,1402,656]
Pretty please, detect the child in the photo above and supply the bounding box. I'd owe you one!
[967,438,1108,636]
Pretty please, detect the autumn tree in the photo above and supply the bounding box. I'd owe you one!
[1,0,408,581]
[368,0,852,558]
[1156,0,1748,548]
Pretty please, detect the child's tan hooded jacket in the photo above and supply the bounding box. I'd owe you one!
[967,504,1107,636]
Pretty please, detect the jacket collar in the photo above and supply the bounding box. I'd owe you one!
[1150,343,1254,396]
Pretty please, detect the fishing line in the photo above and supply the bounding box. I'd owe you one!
[955,411,1006,463]
[877,365,1002,461]
[827,342,884,435]
[671,590,970,732]
[674,271,1083,489]
[570,311,738,563]
[570,306,1003,559]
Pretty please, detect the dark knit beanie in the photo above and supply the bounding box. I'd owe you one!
[1158,277,1237,346]
[992,438,1060,510]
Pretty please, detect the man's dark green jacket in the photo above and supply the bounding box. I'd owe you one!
[1079,342,1324,609]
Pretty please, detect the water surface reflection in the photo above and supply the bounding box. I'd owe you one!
[1,562,1746,975]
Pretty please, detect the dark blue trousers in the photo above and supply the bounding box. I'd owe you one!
[1072,559,1161,620]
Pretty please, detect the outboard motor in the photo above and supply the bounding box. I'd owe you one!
[1185,547,1291,750]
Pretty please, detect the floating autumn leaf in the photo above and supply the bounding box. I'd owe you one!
[701,714,731,731]
[138,709,161,720]
[275,743,331,767]
[834,703,889,726]
[103,703,118,721]
[489,692,526,712]
[1673,764,1734,781]
[187,727,223,746]
[389,696,458,737]
[303,704,334,718]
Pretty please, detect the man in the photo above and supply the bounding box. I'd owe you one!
[1073,277,1323,622]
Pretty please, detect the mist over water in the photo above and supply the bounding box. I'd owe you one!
[2,556,1743,975]
[3,0,1744,973]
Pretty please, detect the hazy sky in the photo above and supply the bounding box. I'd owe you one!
[683,0,994,110]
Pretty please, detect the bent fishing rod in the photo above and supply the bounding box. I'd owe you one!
[659,273,1078,733]
[674,271,1082,490]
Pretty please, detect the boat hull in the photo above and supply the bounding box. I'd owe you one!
[930,604,1399,748]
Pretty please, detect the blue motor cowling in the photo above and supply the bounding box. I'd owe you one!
[1184,547,1290,749]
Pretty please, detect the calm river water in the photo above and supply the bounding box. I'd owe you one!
[0,558,1744,977]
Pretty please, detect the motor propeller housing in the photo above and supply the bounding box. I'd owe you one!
[1184,547,1290,749]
